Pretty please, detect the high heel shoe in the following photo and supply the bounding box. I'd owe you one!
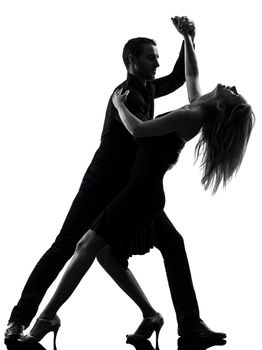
[23,315,61,350]
[126,312,164,350]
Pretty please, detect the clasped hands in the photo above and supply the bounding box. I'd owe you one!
[171,16,195,40]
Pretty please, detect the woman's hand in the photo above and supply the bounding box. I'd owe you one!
[112,88,130,109]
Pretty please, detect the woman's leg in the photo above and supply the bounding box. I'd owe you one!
[39,230,106,319]
[27,230,161,342]
[97,246,157,318]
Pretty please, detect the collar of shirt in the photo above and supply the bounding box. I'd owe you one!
[127,73,154,97]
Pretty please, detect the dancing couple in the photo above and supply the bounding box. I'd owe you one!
[5,15,254,349]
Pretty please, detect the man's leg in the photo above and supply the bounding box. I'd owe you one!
[153,211,200,327]
[8,184,106,330]
[153,211,226,339]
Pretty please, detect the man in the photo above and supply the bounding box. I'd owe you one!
[5,16,225,341]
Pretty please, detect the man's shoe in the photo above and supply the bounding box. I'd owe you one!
[178,320,226,340]
[178,336,227,350]
[4,322,25,341]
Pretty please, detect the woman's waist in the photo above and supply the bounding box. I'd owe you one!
[129,163,167,179]
[126,171,165,189]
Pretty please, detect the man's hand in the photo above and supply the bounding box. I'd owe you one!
[171,16,196,42]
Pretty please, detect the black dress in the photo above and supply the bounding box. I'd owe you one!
[91,132,185,261]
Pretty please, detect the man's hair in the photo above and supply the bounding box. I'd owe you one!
[122,37,157,69]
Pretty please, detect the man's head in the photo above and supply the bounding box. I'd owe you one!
[122,37,159,82]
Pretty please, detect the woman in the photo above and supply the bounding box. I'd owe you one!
[23,21,254,349]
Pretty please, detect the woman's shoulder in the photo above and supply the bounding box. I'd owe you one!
[155,105,190,119]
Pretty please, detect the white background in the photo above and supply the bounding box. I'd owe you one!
[0,1,261,349]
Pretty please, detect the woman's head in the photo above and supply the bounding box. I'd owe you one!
[195,84,255,194]
[214,83,240,102]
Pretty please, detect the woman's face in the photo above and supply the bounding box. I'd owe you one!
[214,84,240,103]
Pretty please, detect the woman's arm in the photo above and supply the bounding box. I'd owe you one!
[112,90,198,138]
[172,16,200,103]
[118,105,195,138]
[183,32,201,103]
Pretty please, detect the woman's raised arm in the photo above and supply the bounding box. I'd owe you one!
[172,16,201,103]
[183,33,201,103]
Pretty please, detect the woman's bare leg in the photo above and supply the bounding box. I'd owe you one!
[40,230,105,319]
[38,230,157,321]
[97,246,157,318]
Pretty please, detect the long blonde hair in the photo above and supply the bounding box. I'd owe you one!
[195,97,255,194]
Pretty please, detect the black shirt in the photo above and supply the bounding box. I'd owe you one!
[81,42,185,195]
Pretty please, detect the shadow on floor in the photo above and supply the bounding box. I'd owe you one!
[4,335,227,350]
[126,336,227,350]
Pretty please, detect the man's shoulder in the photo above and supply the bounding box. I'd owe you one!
[113,79,141,92]
[112,79,145,103]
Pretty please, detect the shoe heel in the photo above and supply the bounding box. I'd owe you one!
[155,322,163,350]
[53,325,60,350]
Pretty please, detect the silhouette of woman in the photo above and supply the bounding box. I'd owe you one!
[23,18,254,350]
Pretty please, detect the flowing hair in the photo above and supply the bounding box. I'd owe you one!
[195,97,255,194]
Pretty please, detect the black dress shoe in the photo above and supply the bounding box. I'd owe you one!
[178,336,227,350]
[4,322,25,341]
[178,320,226,340]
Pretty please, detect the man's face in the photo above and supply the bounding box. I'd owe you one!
[132,44,160,81]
